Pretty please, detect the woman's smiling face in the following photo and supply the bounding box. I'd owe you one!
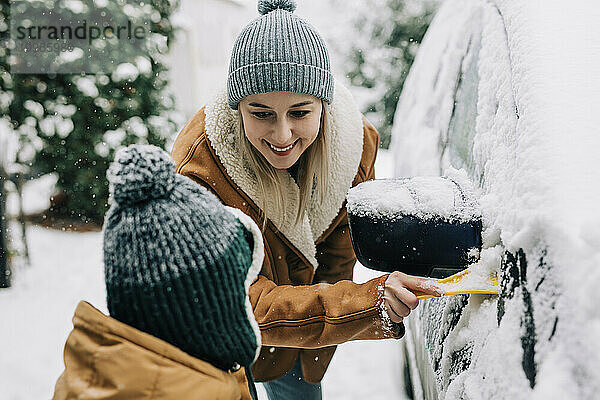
[238,92,323,169]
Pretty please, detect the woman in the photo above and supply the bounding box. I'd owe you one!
[171,1,442,398]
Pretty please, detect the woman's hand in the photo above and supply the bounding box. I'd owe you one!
[383,271,444,323]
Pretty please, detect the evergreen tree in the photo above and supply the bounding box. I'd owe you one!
[345,0,438,148]
[0,0,181,225]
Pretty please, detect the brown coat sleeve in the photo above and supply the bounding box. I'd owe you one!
[250,273,402,348]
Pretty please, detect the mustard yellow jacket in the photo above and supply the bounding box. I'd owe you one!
[53,301,254,400]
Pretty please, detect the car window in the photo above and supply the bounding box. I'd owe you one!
[389,5,481,178]
[440,27,482,176]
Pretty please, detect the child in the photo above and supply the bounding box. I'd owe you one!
[53,145,264,400]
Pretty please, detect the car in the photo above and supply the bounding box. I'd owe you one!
[388,0,600,398]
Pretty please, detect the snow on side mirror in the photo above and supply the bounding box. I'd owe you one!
[346,176,482,279]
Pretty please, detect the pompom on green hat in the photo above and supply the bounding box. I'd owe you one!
[227,0,334,109]
[103,144,264,370]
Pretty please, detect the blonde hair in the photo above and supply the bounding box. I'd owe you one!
[237,100,330,230]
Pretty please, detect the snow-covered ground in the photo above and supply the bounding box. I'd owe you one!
[0,150,408,400]
[0,226,106,400]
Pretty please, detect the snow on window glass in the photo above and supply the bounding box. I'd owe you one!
[442,16,483,177]
[390,0,483,178]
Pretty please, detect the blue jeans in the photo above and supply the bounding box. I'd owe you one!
[262,358,323,400]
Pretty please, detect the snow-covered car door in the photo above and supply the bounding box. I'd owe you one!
[393,0,600,398]
[390,0,545,398]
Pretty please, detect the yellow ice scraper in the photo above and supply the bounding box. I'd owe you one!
[413,267,499,300]
[346,176,501,298]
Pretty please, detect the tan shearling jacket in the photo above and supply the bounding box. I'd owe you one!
[171,81,403,384]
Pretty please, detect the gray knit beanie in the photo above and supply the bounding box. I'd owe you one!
[103,144,263,370]
[227,0,334,110]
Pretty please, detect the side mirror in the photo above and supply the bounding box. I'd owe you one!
[347,177,482,279]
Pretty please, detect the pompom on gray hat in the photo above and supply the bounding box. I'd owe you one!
[227,0,334,109]
[103,144,264,370]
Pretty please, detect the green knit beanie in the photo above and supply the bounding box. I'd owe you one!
[103,144,263,370]
[227,0,334,109]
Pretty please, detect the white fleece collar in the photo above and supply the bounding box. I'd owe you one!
[204,79,364,270]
